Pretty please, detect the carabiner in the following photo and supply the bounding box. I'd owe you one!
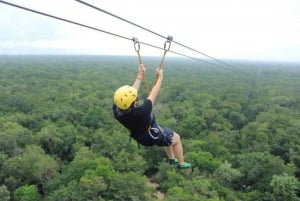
[132,37,140,52]
[132,36,150,95]
[164,35,173,51]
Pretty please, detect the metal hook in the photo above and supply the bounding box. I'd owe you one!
[132,37,140,52]
[164,35,173,51]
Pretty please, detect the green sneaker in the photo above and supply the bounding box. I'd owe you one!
[178,162,192,170]
[169,158,178,165]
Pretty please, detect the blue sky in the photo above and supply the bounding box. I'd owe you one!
[0,0,299,62]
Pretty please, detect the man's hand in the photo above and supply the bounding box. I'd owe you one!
[156,67,163,80]
[138,64,145,78]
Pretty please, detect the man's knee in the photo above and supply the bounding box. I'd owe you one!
[172,132,181,144]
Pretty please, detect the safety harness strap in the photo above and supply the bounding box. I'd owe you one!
[153,35,173,86]
[132,37,151,95]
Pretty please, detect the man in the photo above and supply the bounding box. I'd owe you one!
[112,64,191,170]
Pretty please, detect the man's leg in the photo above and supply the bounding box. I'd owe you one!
[164,146,175,160]
[164,133,184,164]
[164,132,191,169]
[171,133,184,165]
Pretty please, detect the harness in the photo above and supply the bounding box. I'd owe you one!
[147,124,165,140]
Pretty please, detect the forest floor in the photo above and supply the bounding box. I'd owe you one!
[146,179,165,200]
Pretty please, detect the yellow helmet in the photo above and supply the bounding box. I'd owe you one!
[113,85,137,110]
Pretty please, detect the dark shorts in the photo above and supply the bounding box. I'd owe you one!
[135,121,174,147]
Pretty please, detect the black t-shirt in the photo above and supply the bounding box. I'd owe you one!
[113,99,153,138]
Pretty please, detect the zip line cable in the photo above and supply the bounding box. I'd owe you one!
[139,40,217,66]
[74,0,236,69]
[172,40,237,69]
[0,0,131,41]
[74,0,166,40]
[0,0,220,67]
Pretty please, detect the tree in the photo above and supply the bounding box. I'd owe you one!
[14,185,42,201]
[203,108,218,129]
[77,170,107,200]
[60,147,114,183]
[213,161,242,187]
[233,152,295,192]
[165,186,194,201]
[112,149,146,174]
[165,176,221,201]
[270,173,300,201]
[181,115,206,138]
[186,150,221,173]
[228,111,247,129]
[0,152,8,182]
[184,139,223,171]
[0,185,10,201]
[157,167,186,191]
[239,122,270,152]
[3,145,59,197]
[81,106,111,130]
[107,172,153,201]
[37,123,77,161]
[0,120,32,157]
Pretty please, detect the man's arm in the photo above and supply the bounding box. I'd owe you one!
[132,64,145,91]
[147,67,163,105]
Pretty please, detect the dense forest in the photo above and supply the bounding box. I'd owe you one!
[0,55,300,201]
